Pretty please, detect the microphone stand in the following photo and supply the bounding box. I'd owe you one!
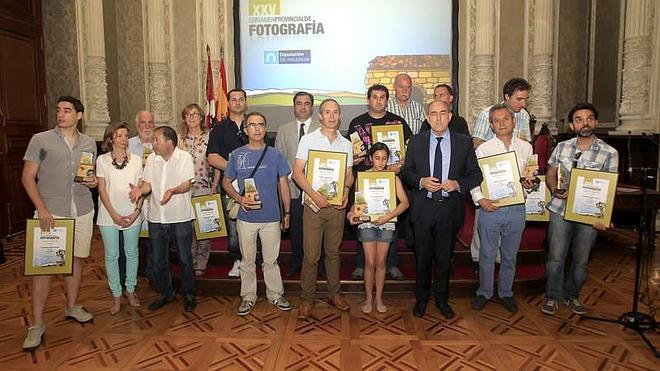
[581,165,659,358]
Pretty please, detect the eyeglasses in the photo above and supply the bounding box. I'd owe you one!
[246,122,266,129]
[185,112,201,118]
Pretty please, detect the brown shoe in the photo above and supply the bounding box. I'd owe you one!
[298,302,311,320]
[328,295,350,311]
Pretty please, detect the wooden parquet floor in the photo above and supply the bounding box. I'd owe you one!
[0,229,658,370]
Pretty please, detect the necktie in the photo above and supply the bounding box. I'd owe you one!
[298,123,305,142]
[432,136,443,201]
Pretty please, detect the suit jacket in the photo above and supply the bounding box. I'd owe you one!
[420,114,470,136]
[274,119,320,199]
[400,130,482,227]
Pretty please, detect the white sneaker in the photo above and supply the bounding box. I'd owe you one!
[228,260,240,277]
[22,324,45,351]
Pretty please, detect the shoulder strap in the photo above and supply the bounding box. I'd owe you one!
[249,145,268,178]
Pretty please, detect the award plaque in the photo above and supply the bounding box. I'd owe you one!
[74,151,95,182]
[244,178,262,209]
[25,219,75,275]
[477,151,524,207]
[192,193,228,239]
[564,168,618,226]
[351,191,371,223]
[357,171,397,222]
[371,124,405,165]
[305,150,348,206]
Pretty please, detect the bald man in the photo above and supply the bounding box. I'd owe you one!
[387,73,427,134]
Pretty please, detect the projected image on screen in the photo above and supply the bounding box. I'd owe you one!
[238,0,453,129]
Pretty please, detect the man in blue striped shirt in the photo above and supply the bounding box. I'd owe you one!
[387,73,427,135]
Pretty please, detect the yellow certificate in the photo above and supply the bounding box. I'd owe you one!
[357,171,397,222]
[371,124,405,165]
[306,150,348,206]
[564,168,618,226]
[25,219,74,275]
[477,151,524,207]
[192,193,228,239]
[525,175,551,222]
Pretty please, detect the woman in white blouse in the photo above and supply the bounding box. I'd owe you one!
[97,122,143,314]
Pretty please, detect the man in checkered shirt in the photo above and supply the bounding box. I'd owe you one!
[540,102,618,316]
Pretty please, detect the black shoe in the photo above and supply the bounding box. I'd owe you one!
[435,301,455,319]
[148,296,175,311]
[284,265,301,278]
[501,296,518,313]
[412,301,427,318]
[183,295,197,312]
[471,295,488,311]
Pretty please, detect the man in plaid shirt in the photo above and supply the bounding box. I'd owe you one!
[541,102,619,316]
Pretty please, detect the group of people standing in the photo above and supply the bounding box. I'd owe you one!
[20,72,618,351]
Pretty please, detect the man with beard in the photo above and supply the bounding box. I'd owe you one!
[540,103,618,316]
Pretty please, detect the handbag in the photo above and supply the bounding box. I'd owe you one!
[227,145,268,219]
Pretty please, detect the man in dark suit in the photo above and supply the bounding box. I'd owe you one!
[401,101,482,319]
[275,92,320,277]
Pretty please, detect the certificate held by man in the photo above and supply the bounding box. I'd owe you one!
[25,219,75,275]
[371,124,405,165]
[192,194,228,239]
[564,168,618,226]
[477,151,524,207]
[357,171,397,222]
[305,150,348,206]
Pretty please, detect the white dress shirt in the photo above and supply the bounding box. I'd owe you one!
[142,147,196,223]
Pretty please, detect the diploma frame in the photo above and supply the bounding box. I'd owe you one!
[192,193,228,239]
[306,150,348,206]
[564,168,618,226]
[477,151,525,207]
[357,171,398,222]
[526,175,551,222]
[25,219,74,275]
[371,124,406,164]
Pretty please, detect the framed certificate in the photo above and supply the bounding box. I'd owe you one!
[564,168,618,226]
[477,151,524,207]
[192,193,228,239]
[371,124,405,165]
[357,171,397,222]
[525,175,551,222]
[25,219,74,275]
[306,150,348,206]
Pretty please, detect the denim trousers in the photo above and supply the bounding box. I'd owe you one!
[149,221,195,298]
[545,210,598,300]
[222,194,241,261]
[355,228,400,270]
[99,225,141,297]
[476,205,525,299]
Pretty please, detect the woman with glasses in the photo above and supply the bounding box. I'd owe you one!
[178,104,214,276]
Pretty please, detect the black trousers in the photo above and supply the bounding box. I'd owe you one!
[289,197,304,269]
[413,197,459,304]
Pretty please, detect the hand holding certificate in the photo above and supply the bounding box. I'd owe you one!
[564,168,618,226]
[305,150,348,207]
[477,151,524,207]
[25,219,74,275]
[356,171,397,222]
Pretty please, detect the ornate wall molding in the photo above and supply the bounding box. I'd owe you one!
[467,0,497,127]
[145,0,173,126]
[527,0,556,132]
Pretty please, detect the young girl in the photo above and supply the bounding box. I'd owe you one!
[348,142,409,314]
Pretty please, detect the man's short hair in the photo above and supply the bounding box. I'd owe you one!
[245,111,267,127]
[319,98,340,112]
[227,88,247,100]
[434,83,453,96]
[155,125,178,147]
[488,103,514,124]
[567,102,598,123]
[502,78,531,98]
[293,91,314,105]
[57,96,84,113]
[367,84,389,100]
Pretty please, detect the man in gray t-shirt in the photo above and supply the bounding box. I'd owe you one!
[21,96,98,351]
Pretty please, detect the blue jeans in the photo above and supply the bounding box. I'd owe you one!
[545,211,598,300]
[99,225,141,297]
[476,205,525,299]
[356,229,400,270]
[149,221,195,298]
[222,194,241,261]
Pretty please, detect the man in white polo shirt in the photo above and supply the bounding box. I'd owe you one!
[129,125,197,312]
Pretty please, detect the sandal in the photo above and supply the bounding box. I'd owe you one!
[110,297,121,315]
[126,292,141,307]
[361,302,373,314]
[194,269,207,277]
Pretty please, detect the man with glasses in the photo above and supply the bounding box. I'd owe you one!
[541,102,618,316]
[207,89,248,277]
[223,112,293,316]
